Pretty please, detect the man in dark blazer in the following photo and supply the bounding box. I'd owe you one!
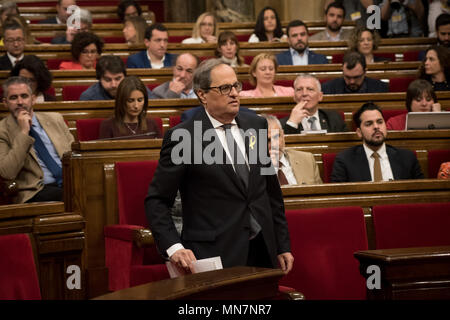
[322,51,389,94]
[0,23,25,71]
[127,23,176,69]
[276,20,328,66]
[38,0,77,24]
[280,74,347,134]
[331,103,424,182]
[145,59,294,274]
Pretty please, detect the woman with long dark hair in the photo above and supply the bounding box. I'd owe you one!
[248,6,286,43]
[99,76,162,139]
[418,45,450,91]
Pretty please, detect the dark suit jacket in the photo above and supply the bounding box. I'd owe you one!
[0,55,13,71]
[126,50,176,69]
[145,108,290,268]
[331,144,424,182]
[276,49,328,65]
[181,106,257,122]
[280,109,347,134]
[321,77,389,94]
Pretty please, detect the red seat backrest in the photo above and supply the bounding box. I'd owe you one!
[280,207,368,299]
[115,160,159,226]
[76,118,105,141]
[270,113,290,120]
[46,59,65,70]
[389,77,415,92]
[169,35,189,43]
[62,85,90,101]
[403,51,420,61]
[0,233,41,300]
[382,109,407,122]
[322,153,337,183]
[102,37,126,44]
[373,202,450,249]
[243,55,254,65]
[428,149,450,178]
[236,34,250,42]
[275,79,294,88]
[169,116,181,128]
[151,117,163,135]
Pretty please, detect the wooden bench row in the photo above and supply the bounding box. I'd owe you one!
[2,92,449,139]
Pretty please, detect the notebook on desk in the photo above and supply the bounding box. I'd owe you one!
[406,112,450,130]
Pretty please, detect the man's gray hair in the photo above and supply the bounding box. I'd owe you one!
[193,58,228,92]
[2,76,33,98]
[260,114,282,130]
[293,73,322,92]
[79,8,92,26]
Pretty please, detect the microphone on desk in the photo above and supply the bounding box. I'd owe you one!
[95,132,157,141]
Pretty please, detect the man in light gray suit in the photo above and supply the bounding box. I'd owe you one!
[151,53,200,99]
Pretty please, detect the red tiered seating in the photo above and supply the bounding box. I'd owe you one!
[0,233,41,300]
[62,85,90,101]
[389,77,415,92]
[372,202,450,249]
[169,116,181,128]
[382,109,407,123]
[428,149,450,178]
[76,118,105,141]
[322,153,337,183]
[104,161,170,291]
[280,207,368,299]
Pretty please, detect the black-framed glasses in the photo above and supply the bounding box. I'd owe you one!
[206,81,242,95]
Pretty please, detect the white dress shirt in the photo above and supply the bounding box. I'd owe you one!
[279,153,298,185]
[362,143,394,181]
[147,51,165,69]
[290,47,309,66]
[7,52,24,66]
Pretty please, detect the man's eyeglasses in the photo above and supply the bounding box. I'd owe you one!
[205,81,242,95]
[4,38,25,44]
[81,49,98,55]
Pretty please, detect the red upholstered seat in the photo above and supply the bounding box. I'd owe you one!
[389,77,415,92]
[373,202,450,249]
[279,207,368,299]
[236,34,250,42]
[62,85,90,101]
[102,37,126,44]
[243,55,254,65]
[275,79,294,88]
[169,116,181,128]
[428,149,450,178]
[169,35,190,43]
[403,51,420,61]
[270,113,290,119]
[46,59,65,70]
[382,109,407,122]
[0,233,41,300]
[104,161,169,291]
[76,118,105,141]
[322,153,337,183]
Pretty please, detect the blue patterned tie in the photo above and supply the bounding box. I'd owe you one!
[29,126,62,186]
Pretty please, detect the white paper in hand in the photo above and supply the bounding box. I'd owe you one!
[165,256,223,278]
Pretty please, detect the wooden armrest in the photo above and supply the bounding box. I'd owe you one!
[133,228,155,248]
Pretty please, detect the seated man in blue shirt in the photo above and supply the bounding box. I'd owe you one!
[276,19,329,66]
[80,55,126,100]
[152,53,200,99]
[321,51,389,94]
[126,23,176,69]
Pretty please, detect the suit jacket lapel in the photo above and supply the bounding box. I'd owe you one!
[356,145,372,181]
[196,108,246,195]
[386,145,400,179]
[318,110,329,131]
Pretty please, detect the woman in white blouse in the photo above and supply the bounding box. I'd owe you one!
[182,12,219,44]
[214,31,248,67]
[248,6,287,43]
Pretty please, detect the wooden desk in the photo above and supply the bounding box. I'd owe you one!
[0,202,85,299]
[94,266,287,300]
[355,246,450,300]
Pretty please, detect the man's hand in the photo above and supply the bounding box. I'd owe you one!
[204,35,217,43]
[288,101,309,125]
[66,27,78,43]
[16,110,32,135]
[432,103,442,112]
[170,248,197,273]
[169,77,186,95]
[277,252,294,274]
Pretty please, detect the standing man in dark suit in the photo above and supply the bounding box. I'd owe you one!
[145,59,293,274]
[280,74,347,134]
[0,22,25,71]
[331,102,424,182]
[321,51,389,94]
[126,23,176,69]
[38,0,77,24]
[276,20,329,66]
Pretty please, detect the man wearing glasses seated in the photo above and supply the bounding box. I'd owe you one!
[146,59,294,276]
[321,51,389,94]
[0,22,25,70]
